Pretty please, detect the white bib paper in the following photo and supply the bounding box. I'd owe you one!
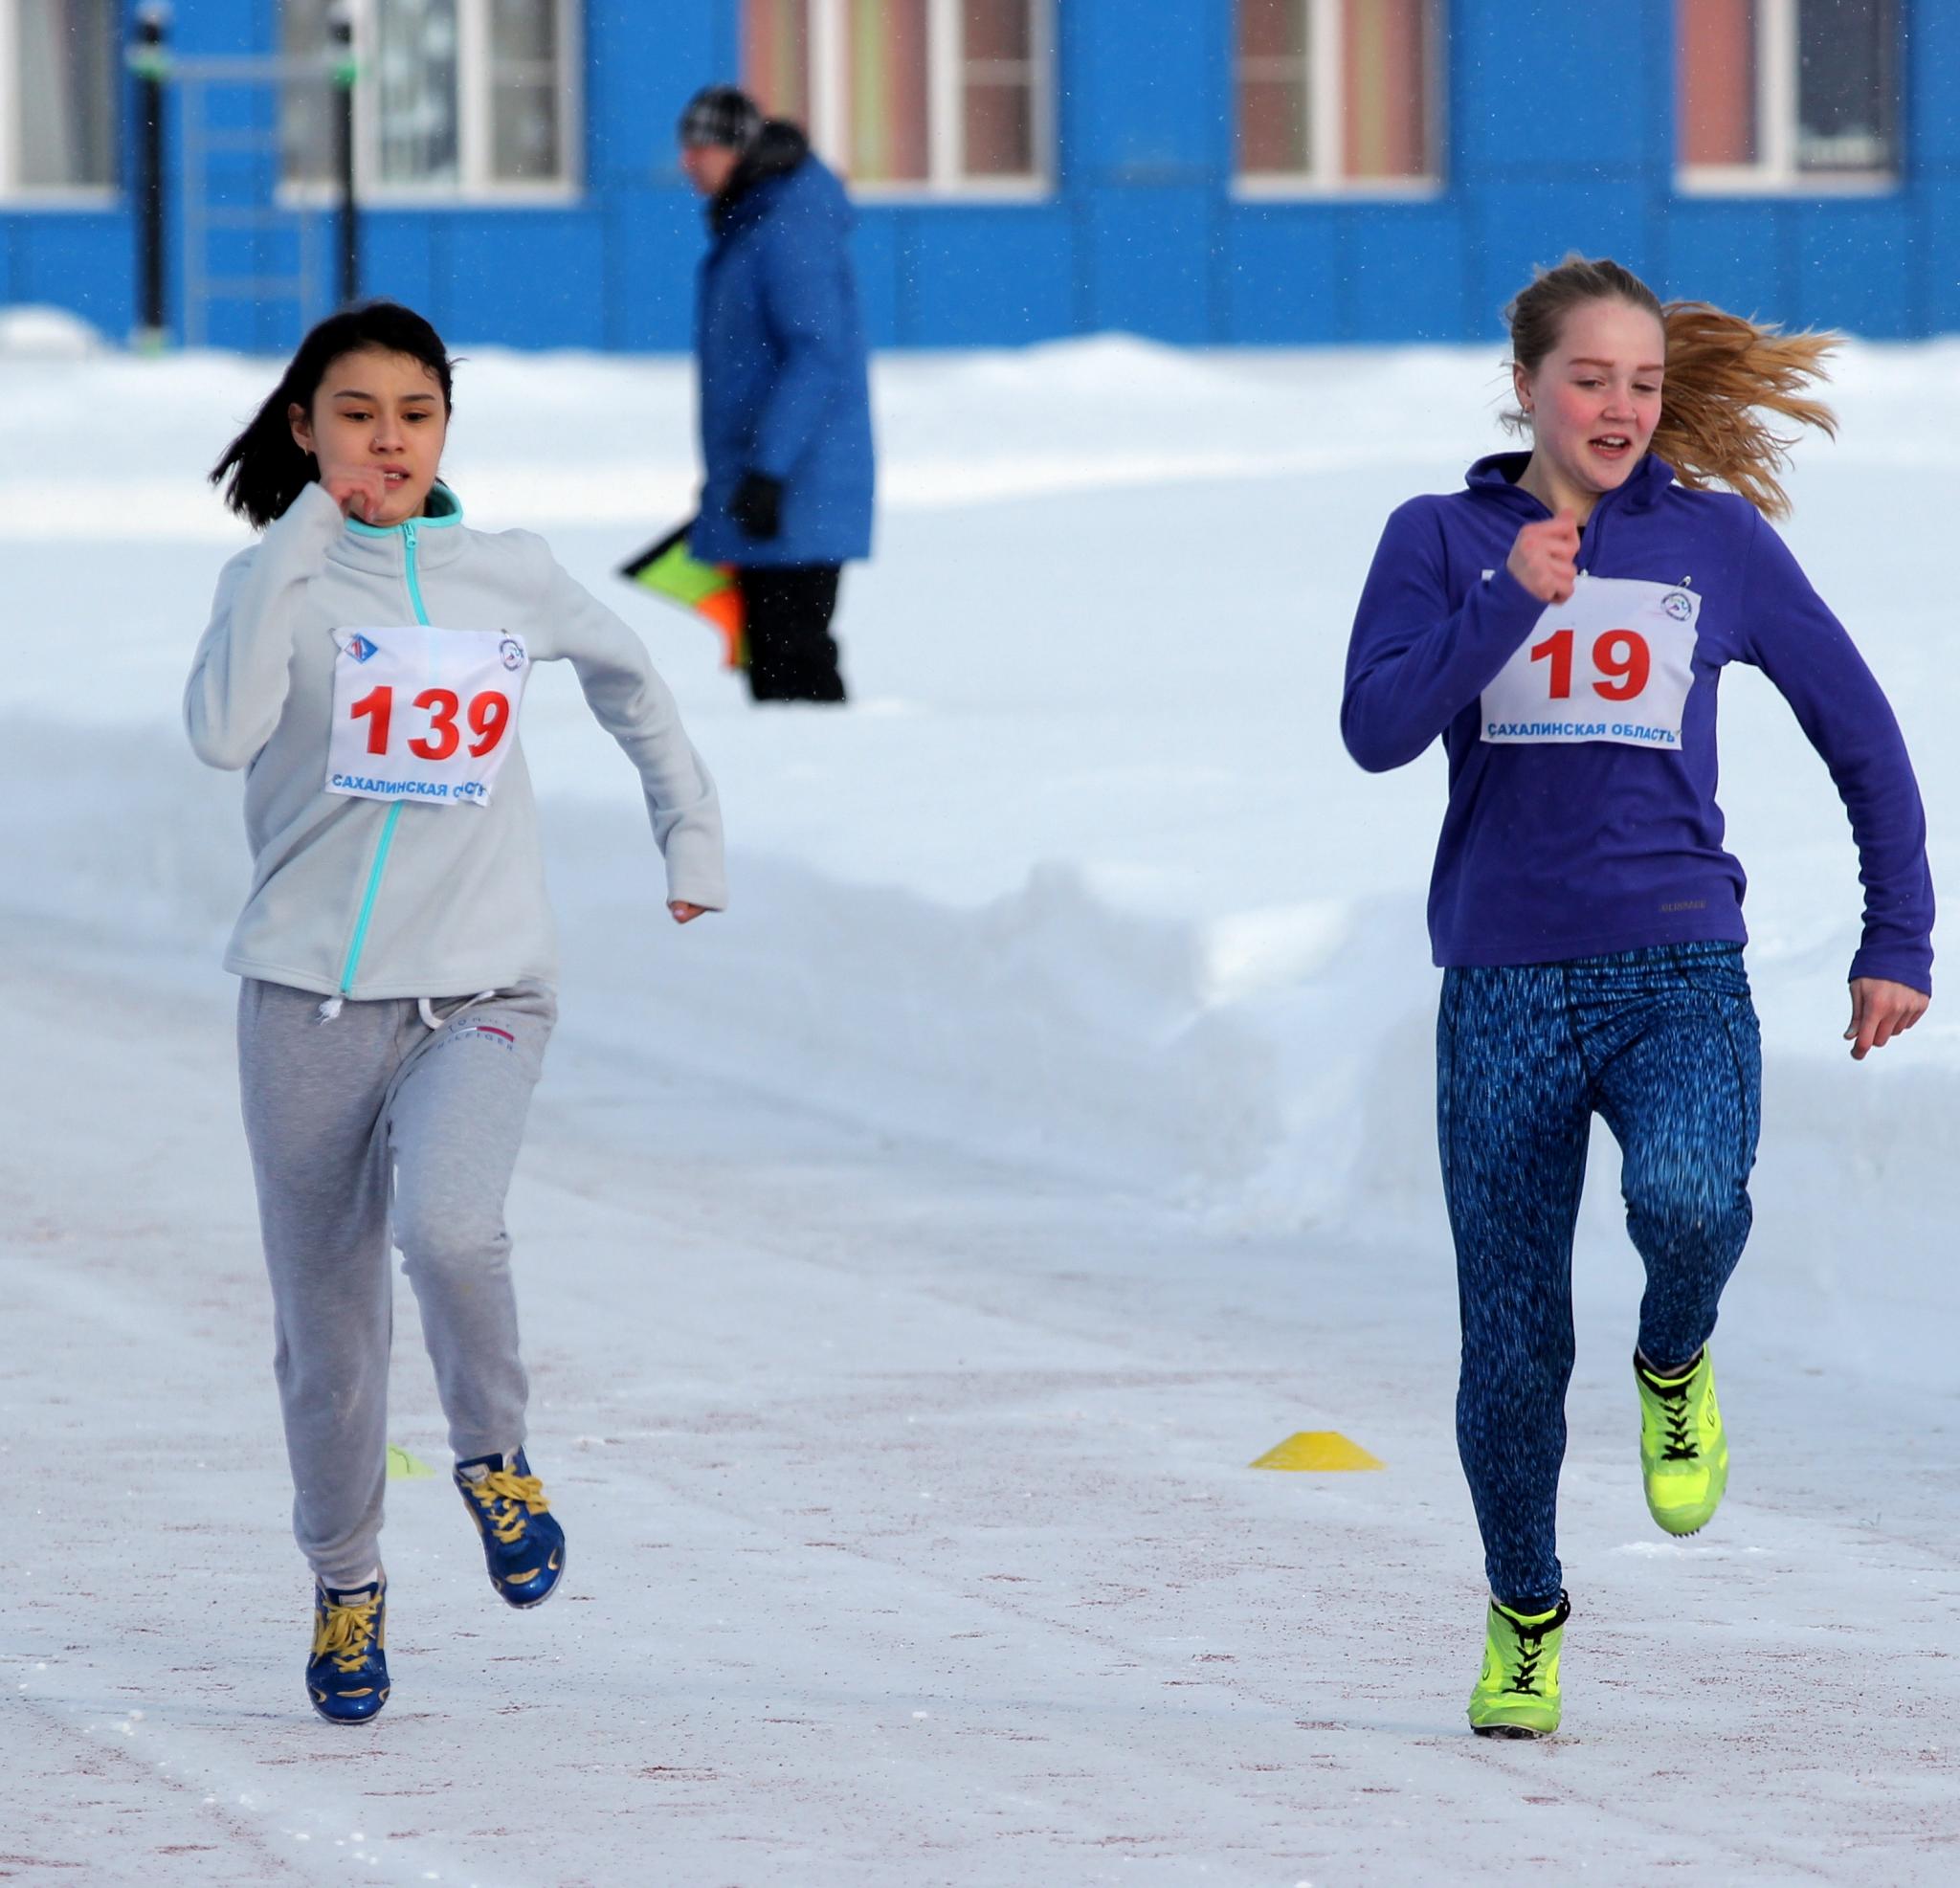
[324,626,530,808]
[1480,574,1700,750]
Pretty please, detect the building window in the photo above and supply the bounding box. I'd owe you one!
[1235,0,1440,192]
[742,0,1050,194]
[1679,0,1898,191]
[281,0,578,198]
[0,0,117,196]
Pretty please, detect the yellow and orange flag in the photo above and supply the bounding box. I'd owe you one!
[618,521,746,670]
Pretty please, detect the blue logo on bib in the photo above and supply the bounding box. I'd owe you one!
[346,634,380,663]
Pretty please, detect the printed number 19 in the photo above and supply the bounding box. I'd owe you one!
[349,685,511,759]
[1529,628,1651,702]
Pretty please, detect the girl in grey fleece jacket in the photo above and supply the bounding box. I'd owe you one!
[185,302,724,1722]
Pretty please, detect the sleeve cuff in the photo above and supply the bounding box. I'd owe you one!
[1481,562,1547,621]
[1848,948,1932,997]
[660,826,727,913]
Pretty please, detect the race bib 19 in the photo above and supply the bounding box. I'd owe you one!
[1480,574,1701,749]
[325,626,530,808]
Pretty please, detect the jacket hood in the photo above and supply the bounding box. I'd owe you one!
[1465,450,1679,516]
[711,120,812,233]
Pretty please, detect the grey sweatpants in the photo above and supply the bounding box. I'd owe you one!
[237,978,555,1588]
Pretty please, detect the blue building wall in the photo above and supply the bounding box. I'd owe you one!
[5,0,1956,350]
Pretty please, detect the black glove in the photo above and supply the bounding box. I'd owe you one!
[730,471,784,542]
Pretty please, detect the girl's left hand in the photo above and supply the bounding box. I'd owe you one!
[1845,977,1929,1059]
[669,901,709,925]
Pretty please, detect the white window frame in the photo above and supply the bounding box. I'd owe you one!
[1233,0,1444,201]
[281,0,583,207]
[802,0,1053,200]
[0,0,120,206]
[1678,0,1897,197]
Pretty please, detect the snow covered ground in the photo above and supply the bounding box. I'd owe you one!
[4,322,1959,1883]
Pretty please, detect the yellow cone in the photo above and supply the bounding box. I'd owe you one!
[1250,1431,1385,1472]
[387,1443,436,1480]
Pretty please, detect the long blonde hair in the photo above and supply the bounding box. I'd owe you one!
[1503,255,1838,520]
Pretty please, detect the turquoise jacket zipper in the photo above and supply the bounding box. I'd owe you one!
[334,516,429,1000]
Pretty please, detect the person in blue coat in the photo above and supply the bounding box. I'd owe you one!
[679,85,875,704]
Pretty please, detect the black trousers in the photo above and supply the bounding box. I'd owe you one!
[738,564,847,703]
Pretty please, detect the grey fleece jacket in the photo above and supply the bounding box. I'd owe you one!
[185,480,725,1001]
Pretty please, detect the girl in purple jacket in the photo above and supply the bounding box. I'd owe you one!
[1343,255,1933,1738]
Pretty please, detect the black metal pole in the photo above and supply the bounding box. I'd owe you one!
[131,4,170,350]
[331,4,360,305]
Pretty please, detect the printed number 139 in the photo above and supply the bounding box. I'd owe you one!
[1530,628,1651,702]
[349,685,510,760]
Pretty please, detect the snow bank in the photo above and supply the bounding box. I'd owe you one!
[0,303,108,358]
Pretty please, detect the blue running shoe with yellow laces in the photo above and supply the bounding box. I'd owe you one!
[455,1450,566,1609]
[306,1576,389,1723]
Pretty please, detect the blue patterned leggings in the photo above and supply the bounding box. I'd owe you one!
[1436,943,1762,1610]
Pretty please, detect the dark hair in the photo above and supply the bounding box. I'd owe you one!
[1503,254,1838,520]
[210,300,456,531]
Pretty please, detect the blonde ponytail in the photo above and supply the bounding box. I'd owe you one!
[1650,302,1838,519]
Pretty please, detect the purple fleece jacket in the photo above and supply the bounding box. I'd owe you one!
[1343,452,1933,990]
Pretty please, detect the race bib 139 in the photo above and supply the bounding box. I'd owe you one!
[1480,574,1701,750]
[324,626,530,808]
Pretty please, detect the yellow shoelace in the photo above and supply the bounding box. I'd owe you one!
[465,1467,549,1544]
[313,1592,382,1673]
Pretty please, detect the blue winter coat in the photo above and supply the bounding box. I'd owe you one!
[691,126,875,566]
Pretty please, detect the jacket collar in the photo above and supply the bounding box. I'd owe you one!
[326,480,467,574]
[1465,450,1678,519]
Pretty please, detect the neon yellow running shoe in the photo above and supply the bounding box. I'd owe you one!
[1467,1591,1570,1738]
[1635,1346,1729,1536]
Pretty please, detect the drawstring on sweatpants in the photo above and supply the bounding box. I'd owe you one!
[420,990,498,1032]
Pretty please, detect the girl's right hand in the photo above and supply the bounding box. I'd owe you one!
[1844,977,1929,1060]
[1506,509,1581,604]
[321,467,390,522]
